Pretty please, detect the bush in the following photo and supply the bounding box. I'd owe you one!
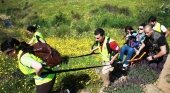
[51,12,70,27]
[56,24,70,37]
[90,14,134,28]
[71,19,91,34]
[102,4,131,16]
[71,10,81,20]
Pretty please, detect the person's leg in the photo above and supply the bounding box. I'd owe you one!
[36,75,56,93]
[157,55,167,73]
[100,72,110,88]
[149,62,158,71]
[119,45,128,61]
[124,47,135,65]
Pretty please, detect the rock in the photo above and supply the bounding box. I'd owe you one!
[157,54,170,93]
[144,84,163,93]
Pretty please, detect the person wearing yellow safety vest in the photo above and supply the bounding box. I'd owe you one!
[26,24,46,45]
[148,16,169,37]
[0,38,70,93]
[91,28,120,91]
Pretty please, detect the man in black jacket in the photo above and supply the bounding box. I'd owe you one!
[138,25,169,72]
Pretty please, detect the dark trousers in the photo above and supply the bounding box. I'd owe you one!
[36,75,56,93]
[149,55,167,73]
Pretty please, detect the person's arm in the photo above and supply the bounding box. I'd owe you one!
[147,36,167,61]
[90,41,99,53]
[29,35,45,44]
[110,53,119,64]
[31,61,43,76]
[20,53,43,76]
[152,45,166,59]
[136,42,145,55]
[147,45,166,61]
[163,29,169,37]
[90,46,99,53]
[165,30,169,37]
[161,25,169,37]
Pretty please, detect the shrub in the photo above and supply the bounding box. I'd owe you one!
[71,10,81,20]
[102,4,131,16]
[90,14,134,28]
[71,19,91,34]
[56,24,70,37]
[51,12,70,27]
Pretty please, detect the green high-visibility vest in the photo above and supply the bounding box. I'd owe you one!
[32,31,45,44]
[153,22,161,33]
[17,51,55,85]
[98,36,113,62]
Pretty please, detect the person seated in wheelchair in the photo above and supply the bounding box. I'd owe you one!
[119,24,146,69]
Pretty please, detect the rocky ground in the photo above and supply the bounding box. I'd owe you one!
[144,54,170,93]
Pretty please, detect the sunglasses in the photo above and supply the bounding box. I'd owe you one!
[138,28,143,30]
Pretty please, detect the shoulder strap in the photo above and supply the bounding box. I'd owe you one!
[106,37,111,54]
[106,37,117,61]
[106,37,112,60]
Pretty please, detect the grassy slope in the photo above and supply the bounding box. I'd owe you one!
[0,0,170,93]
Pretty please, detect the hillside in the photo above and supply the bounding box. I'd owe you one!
[0,0,170,93]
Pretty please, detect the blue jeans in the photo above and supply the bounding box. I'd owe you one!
[119,45,135,65]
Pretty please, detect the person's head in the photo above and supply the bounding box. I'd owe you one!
[26,24,38,34]
[125,26,134,34]
[94,28,105,42]
[144,25,154,37]
[1,38,20,57]
[1,38,32,57]
[148,16,157,27]
[138,23,146,33]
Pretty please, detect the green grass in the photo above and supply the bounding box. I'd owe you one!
[0,0,170,93]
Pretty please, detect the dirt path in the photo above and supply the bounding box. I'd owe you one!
[144,54,170,93]
[157,54,170,93]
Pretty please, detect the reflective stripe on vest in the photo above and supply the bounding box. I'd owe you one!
[17,51,55,85]
[153,22,161,33]
[98,36,113,62]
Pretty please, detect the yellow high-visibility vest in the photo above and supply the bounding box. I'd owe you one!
[153,22,161,33]
[98,36,114,62]
[17,51,55,85]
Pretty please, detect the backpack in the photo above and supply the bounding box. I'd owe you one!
[106,37,118,60]
[32,42,62,67]
[106,37,122,69]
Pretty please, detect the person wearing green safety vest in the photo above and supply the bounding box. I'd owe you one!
[0,38,70,93]
[148,16,169,37]
[91,28,120,91]
[26,24,46,45]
